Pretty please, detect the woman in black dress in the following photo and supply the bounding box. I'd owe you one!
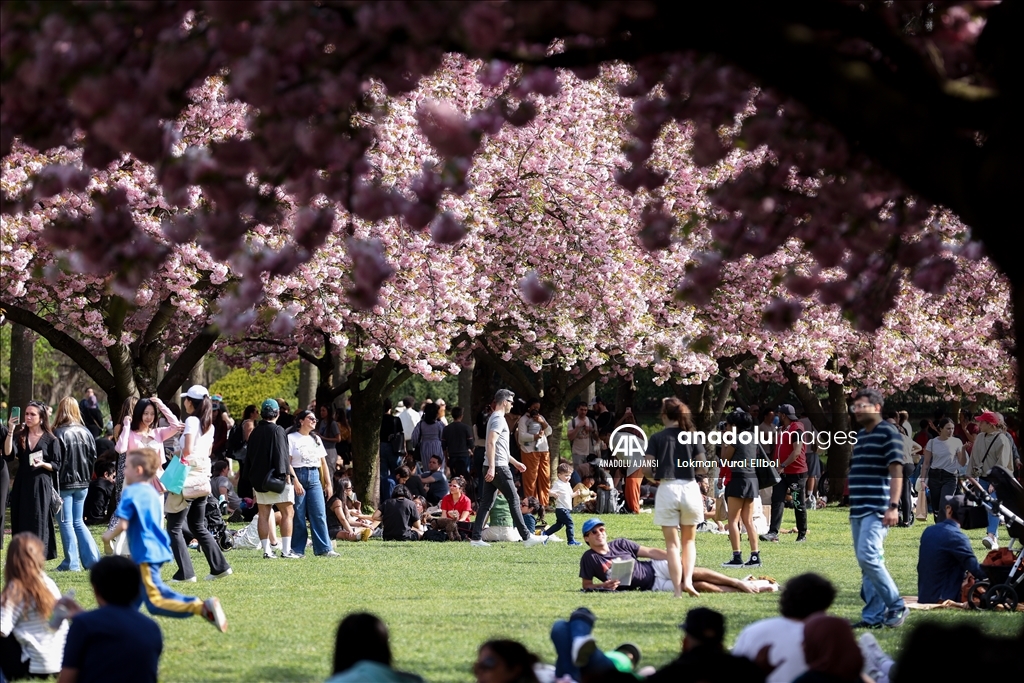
[720,409,761,569]
[3,401,62,560]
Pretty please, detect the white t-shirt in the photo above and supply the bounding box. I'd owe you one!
[732,616,806,683]
[550,479,573,510]
[927,437,964,474]
[0,574,68,674]
[288,431,327,468]
[180,416,214,476]
[570,417,594,457]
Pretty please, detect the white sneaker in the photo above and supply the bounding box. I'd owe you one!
[202,597,228,633]
[858,632,893,683]
[169,576,197,583]
[523,534,548,547]
[470,539,490,547]
[204,568,233,581]
[546,534,564,542]
[571,636,597,667]
[982,535,999,550]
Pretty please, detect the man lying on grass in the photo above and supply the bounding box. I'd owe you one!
[578,518,777,593]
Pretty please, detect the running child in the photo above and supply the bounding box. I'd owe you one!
[101,448,227,632]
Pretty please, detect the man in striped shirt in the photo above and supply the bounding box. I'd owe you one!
[849,388,908,629]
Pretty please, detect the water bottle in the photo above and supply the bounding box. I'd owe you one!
[48,589,75,630]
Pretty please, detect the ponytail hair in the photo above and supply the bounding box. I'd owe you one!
[662,397,695,431]
[186,395,213,433]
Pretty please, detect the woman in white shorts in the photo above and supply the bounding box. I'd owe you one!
[646,397,706,597]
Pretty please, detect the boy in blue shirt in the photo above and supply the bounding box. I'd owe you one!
[101,448,227,632]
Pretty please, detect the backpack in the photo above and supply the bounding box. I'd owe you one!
[227,423,247,463]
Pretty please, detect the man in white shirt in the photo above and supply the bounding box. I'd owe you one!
[732,573,837,683]
[567,401,598,470]
[398,396,420,452]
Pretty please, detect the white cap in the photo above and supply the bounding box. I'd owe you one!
[180,384,209,401]
[436,399,445,406]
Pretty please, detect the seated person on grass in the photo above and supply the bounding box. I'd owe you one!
[917,494,986,603]
[55,556,163,683]
[480,492,522,542]
[578,519,772,594]
[372,485,423,541]
[419,454,449,506]
[84,461,117,525]
[327,476,373,542]
[394,466,427,500]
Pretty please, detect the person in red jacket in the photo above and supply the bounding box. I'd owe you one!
[762,404,807,543]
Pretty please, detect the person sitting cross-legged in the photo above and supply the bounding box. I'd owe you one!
[578,519,774,594]
[917,494,986,604]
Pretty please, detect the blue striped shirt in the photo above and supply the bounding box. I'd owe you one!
[849,421,905,518]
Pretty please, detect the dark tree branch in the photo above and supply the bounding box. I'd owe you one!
[0,301,115,390]
[156,327,219,400]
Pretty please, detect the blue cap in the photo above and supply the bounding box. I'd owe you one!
[261,398,279,412]
[582,518,605,536]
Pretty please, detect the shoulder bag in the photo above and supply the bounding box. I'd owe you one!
[262,467,288,494]
[754,442,781,489]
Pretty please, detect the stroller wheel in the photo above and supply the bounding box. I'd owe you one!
[986,584,1019,612]
[966,581,991,610]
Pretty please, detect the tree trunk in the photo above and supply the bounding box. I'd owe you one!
[582,382,596,407]
[347,357,412,510]
[470,352,493,418]
[614,373,636,422]
[824,379,853,503]
[332,355,347,409]
[9,323,34,414]
[458,356,474,415]
[298,359,317,412]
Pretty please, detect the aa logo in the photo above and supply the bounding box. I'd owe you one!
[610,424,648,460]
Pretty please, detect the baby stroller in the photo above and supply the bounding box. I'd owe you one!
[962,466,1024,611]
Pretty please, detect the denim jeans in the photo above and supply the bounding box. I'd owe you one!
[978,478,1001,536]
[851,513,904,624]
[544,508,576,543]
[56,487,100,571]
[292,467,332,556]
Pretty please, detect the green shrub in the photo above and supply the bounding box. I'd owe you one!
[209,361,299,417]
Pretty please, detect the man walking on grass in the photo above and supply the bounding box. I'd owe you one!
[470,389,545,547]
[849,388,908,629]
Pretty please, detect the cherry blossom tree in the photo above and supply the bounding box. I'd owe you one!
[3,2,1017,409]
[0,78,248,409]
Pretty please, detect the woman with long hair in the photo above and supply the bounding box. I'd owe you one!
[107,395,138,534]
[0,533,68,679]
[52,397,102,571]
[286,409,336,557]
[720,409,762,569]
[3,401,62,560]
[920,417,966,522]
[648,397,705,597]
[166,385,231,581]
[411,403,444,471]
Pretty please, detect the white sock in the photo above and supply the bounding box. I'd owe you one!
[281,537,291,555]
[261,538,270,554]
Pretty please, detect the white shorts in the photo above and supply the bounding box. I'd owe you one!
[651,559,674,592]
[255,484,295,506]
[653,479,703,527]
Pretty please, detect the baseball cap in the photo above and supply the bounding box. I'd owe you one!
[582,518,605,536]
[180,385,209,401]
[614,643,641,666]
[976,411,999,426]
[679,608,725,643]
[494,389,515,404]
[777,403,798,420]
[944,494,965,518]
[261,398,280,413]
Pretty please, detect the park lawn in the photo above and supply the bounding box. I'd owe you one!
[3,506,1020,682]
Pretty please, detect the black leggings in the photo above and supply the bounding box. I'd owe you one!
[928,470,958,521]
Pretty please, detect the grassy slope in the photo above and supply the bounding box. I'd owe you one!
[5,506,1020,682]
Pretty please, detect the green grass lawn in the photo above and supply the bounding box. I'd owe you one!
[4,506,1021,682]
